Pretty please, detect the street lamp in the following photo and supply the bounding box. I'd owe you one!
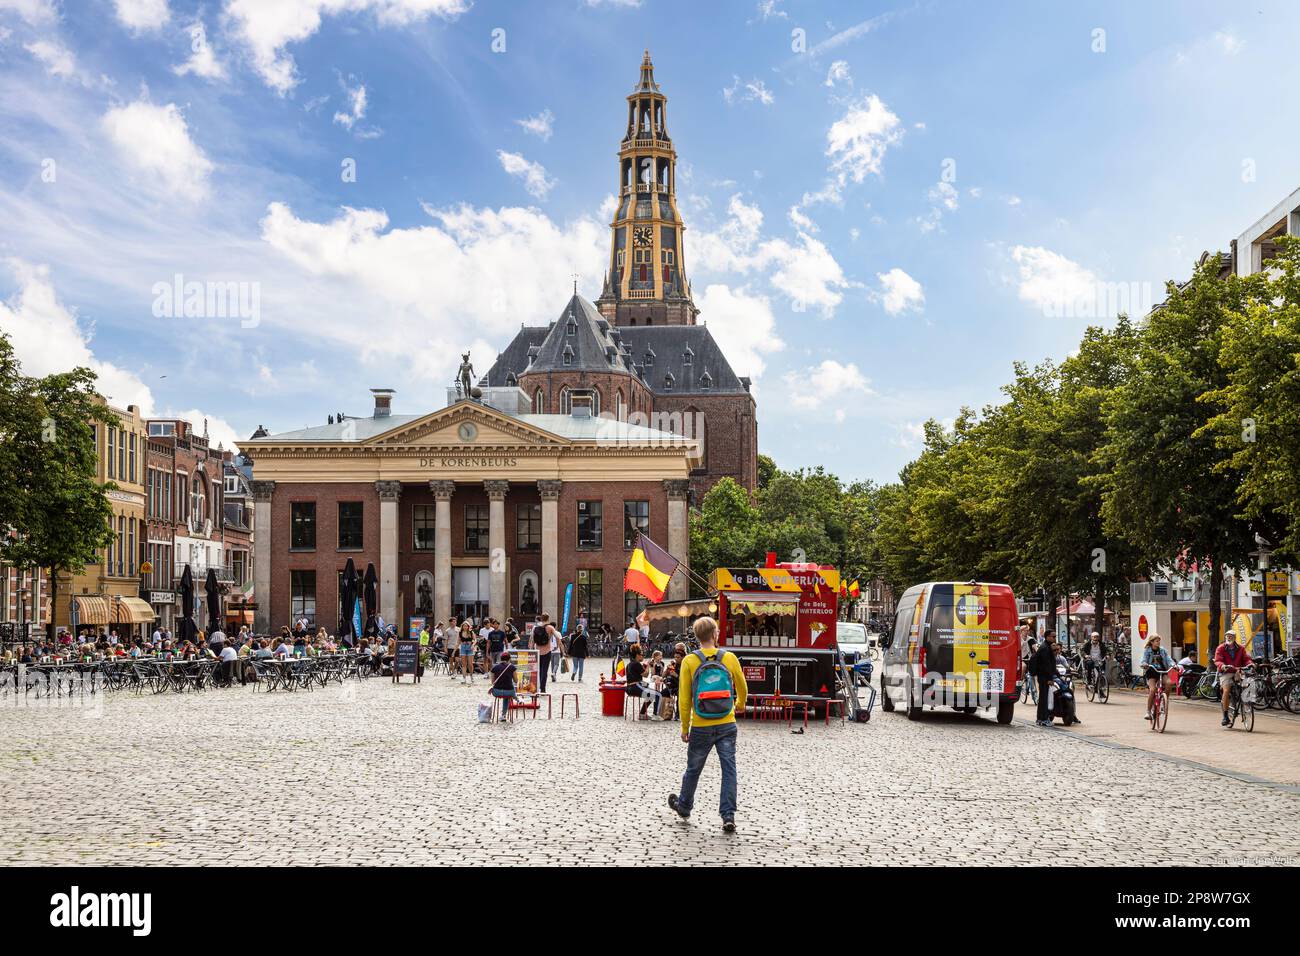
[1251,534,1274,658]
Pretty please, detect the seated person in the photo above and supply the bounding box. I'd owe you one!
[623,644,662,720]
[489,652,517,721]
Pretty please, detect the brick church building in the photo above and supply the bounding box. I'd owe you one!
[245,53,758,637]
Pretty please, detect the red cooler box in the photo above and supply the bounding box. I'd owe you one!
[599,681,627,717]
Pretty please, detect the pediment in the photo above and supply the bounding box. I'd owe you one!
[366,402,568,448]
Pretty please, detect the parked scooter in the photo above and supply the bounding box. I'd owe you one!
[1048,660,1079,725]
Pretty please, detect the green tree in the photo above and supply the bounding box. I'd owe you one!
[756,453,777,491]
[1096,256,1265,648]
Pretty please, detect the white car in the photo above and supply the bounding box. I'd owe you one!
[834,621,877,661]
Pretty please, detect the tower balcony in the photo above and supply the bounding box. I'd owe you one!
[628,288,657,299]
[621,136,673,152]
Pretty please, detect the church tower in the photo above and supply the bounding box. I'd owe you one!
[595,51,698,327]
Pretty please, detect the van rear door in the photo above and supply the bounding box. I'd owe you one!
[923,584,1016,700]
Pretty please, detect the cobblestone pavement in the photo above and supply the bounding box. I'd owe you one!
[2,663,1297,866]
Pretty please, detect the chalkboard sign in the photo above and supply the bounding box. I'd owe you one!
[393,640,420,676]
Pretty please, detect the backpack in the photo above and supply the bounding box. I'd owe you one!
[691,650,735,720]
[533,624,551,649]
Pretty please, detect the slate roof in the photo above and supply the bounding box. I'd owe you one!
[480,297,750,398]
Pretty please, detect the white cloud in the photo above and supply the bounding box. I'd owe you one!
[823,60,851,88]
[918,180,958,233]
[785,359,872,413]
[168,408,242,453]
[876,268,924,314]
[101,98,213,201]
[1214,31,1244,55]
[0,258,155,414]
[113,0,170,32]
[1004,194,1022,206]
[0,0,56,26]
[1009,245,1097,314]
[690,194,851,316]
[172,21,227,80]
[598,193,618,219]
[496,150,555,200]
[754,1,786,20]
[226,0,469,93]
[788,205,817,233]
[694,284,783,381]
[722,76,774,106]
[799,93,902,211]
[24,39,75,78]
[333,77,367,129]
[515,109,554,140]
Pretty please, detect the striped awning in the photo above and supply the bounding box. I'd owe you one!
[114,597,156,624]
[71,595,112,625]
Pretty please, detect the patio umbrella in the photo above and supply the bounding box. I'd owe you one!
[363,563,378,636]
[205,568,221,635]
[178,564,197,643]
[339,558,358,647]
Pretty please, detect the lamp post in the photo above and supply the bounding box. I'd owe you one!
[1251,534,1274,659]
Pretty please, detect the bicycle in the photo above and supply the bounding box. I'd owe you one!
[1020,663,1037,704]
[1223,665,1255,732]
[1144,666,1171,733]
[1083,657,1109,703]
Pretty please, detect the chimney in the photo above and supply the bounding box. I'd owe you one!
[371,388,395,418]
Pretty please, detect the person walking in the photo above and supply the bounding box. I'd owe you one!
[533,613,557,693]
[668,616,748,833]
[1031,635,1057,726]
[568,623,588,682]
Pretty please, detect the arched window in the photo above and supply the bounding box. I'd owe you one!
[685,405,706,471]
[505,372,517,387]
[616,389,626,421]
[533,388,546,413]
[559,386,571,414]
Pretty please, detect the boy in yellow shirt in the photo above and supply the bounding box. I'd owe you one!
[669,616,747,832]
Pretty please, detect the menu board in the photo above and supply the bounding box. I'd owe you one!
[513,648,539,695]
[393,640,420,676]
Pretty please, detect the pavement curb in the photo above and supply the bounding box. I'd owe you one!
[1012,717,1300,795]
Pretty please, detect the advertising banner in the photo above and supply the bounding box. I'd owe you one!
[408,615,427,642]
[513,648,539,695]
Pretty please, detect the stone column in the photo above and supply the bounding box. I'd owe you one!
[250,480,275,634]
[376,481,402,627]
[430,480,455,624]
[537,479,563,620]
[485,480,509,622]
[664,479,690,602]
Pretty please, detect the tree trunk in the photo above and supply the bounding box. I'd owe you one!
[1207,561,1223,651]
[45,565,57,642]
[1046,591,1058,643]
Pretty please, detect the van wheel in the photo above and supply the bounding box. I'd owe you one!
[880,674,894,712]
[905,679,923,721]
[996,699,1014,725]
[959,706,977,715]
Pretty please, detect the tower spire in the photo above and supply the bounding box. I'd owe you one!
[637,49,658,92]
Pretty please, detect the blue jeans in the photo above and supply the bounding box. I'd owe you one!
[677,723,738,819]
[550,652,562,678]
[570,657,585,680]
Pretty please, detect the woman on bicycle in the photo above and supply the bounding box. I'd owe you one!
[1141,633,1172,719]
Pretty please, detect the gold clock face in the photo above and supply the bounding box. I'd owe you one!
[633,227,652,246]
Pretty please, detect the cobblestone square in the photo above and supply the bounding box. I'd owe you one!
[2,664,1297,866]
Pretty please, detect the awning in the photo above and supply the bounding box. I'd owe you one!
[71,595,112,625]
[114,597,157,624]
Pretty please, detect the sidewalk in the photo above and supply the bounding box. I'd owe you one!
[1056,686,1300,786]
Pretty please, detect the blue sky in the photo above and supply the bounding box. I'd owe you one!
[1,0,1298,484]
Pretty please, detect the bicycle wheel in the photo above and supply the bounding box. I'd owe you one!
[1241,701,1255,732]
[1084,674,1096,702]
[1154,691,1168,733]
[1097,672,1109,703]
[1282,679,1300,714]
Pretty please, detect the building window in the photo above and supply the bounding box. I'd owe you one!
[577,500,602,549]
[625,591,647,627]
[128,518,136,576]
[701,372,712,390]
[464,504,489,553]
[338,501,363,550]
[413,504,436,551]
[643,350,654,367]
[533,389,546,413]
[566,318,577,335]
[663,373,674,392]
[107,427,116,479]
[623,500,649,548]
[290,501,317,549]
[562,346,573,366]
[683,348,693,366]
[290,570,316,623]
[517,503,541,551]
[577,568,603,628]
[116,515,125,576]
[118,429,126,480]
[129,433,137,483]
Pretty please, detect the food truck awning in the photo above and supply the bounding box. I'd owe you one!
[643,598,714,622]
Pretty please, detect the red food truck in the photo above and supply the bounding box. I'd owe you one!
[710,556,841,716]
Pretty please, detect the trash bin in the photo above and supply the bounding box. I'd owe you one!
[600,681,627,717]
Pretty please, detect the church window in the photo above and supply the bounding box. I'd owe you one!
[683,347,693,366]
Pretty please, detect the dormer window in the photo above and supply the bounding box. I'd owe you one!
[683,347,694,366]
[700,371,712,390]
[505,373,517,386]
[563,345,574,366]
[566,319,577,336]
[663,373,674,391]
[644,350,654,367]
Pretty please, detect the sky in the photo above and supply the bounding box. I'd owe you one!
[1,0,1298,484]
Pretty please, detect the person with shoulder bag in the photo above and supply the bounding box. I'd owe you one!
[533,614,556,693]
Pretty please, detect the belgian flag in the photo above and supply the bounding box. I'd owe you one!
[849,580,861,599]
[624,533,680,603]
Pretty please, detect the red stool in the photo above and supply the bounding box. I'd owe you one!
[825,699,846,724]
[560,692,579,718]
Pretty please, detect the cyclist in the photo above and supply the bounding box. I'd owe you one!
[1140,633,1173,721]
[1213,631,1253,728]
[1082,631,1107,686]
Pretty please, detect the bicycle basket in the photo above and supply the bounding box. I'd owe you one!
[1242,678,1262,704]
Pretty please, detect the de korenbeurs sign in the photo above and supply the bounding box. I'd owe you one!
[418,454,520,468]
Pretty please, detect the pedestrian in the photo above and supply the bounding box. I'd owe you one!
[1031,635,1057,726]
[533,613,557,693]
[458,621,476,684]
[568,623,588,682]
[668,616,748,833]
[489,651,517,722]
